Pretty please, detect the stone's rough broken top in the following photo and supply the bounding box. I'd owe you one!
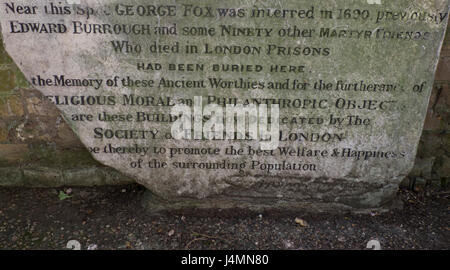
[0,0,449,212]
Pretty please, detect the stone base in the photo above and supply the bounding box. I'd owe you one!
[141,190,404,215]
[0,166,133,187]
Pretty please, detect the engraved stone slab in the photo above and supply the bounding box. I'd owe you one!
[1,0,448,212]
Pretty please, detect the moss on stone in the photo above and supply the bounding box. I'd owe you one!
[0,69,15,92]
[0,167,23,186]
[24,145,101,168]
[0,40,13,65]
[14,67,30,88]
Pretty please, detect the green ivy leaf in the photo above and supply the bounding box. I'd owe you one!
[58,191,71,201]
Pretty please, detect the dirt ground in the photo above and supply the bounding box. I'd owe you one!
[0,184,448,250]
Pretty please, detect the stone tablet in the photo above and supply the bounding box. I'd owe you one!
[1,0,448,212]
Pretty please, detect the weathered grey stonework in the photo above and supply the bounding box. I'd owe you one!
[0,0,448,212]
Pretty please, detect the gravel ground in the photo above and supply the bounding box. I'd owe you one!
[0,184,448,250]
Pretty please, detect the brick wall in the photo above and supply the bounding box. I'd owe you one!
[410,23,450,188]
[0,36,133,186]
[0,25,449,188]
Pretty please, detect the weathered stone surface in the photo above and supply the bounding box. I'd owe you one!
[63,167,133,186]
[0,122,8,143]
[0,70,15,92]
[0,94,23,118]
[22,167,64,187]
[0,0,449,212]
[0,167,23,186]
[0,143,28,163]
